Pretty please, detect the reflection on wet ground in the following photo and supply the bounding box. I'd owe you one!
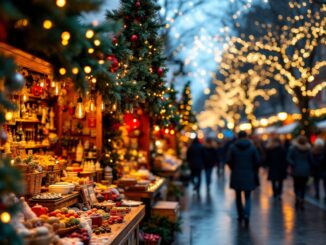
[174,169,326,245]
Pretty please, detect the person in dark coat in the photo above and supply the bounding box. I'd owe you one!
[203,138,219,192]
[265,137,287,199]
[186,137,205,193]
[311,138,325,199]
[287,135,313,209]
[319,144,326,203]
[227,131,260,226]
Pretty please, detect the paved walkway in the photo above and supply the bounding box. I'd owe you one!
[174,169,326,245]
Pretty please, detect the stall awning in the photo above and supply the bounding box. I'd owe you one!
[317,120,326,130]
[275,122,298,134]
[254,126,277,135]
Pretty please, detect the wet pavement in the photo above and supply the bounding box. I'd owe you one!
[174,169,326,245]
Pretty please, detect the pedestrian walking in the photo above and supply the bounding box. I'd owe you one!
[227,131,260,227]
[203,138,219,192]
[311,138,325,199]
[186,137,205,194]
[265,137,287,199]
[319,142,326,203]
[287,135,313,210]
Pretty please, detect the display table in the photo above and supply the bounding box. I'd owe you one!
[123,178,165,201]
[97,205,145,245]
[156,161,182,179]
[29,192,80,211]
[123,178,165,218]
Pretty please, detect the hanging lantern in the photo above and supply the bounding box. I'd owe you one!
[54,82,61,96]
[101,101,105,111]
[75,97,85,119]
[89,98,96,113]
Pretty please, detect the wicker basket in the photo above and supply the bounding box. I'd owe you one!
[23,172,44,196]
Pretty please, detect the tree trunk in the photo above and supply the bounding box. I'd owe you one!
[298,96,312,140]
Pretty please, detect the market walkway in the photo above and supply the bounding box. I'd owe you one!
[174,169,326,245]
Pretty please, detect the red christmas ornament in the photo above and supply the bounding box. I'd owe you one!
[131,34,138,42]
[157,67,164,76]
[135,1,141,7]
[112,37,118,45]
[31,84,43,96]
[107,55,119,73]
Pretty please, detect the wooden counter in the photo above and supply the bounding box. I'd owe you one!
[123,178,165,219]
[93,205,145,245]
[123,178,165,201]
[29,192,80,211]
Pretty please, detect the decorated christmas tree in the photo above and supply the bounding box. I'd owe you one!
[178,81,196,131]
[0,56,25,244]
[107,0,168,119]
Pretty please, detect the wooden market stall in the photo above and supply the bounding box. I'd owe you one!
[0,42,148,245]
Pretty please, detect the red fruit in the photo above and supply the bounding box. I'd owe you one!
[131,34,138,42]
[135,1,140,7]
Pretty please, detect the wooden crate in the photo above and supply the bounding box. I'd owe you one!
[152,201,179,223]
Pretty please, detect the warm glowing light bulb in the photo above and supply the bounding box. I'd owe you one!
[94,40,101,46]
[61,31,70,40]
[84,66,92,74]
[5,112,13,121]
[72,67,79,74]
[59,68,66,75]
[278,112,288,121]
[43,20,52,29]
[56,0,66,7]
[89,99,96,112]
[75,97,85,119]
[1,212,11,223]
[85,30,94,39]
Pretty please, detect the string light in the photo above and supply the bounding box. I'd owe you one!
[56,0,66,7]
[1,212,11,223]
[85,30,94,39]
[84,66,92,74]
[43,20,52,29]
[59,68,66,75]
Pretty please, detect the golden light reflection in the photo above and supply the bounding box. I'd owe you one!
[281,202,295,238]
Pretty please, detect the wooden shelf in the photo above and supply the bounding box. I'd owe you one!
[15,118,40,123]
[26,94,51,102]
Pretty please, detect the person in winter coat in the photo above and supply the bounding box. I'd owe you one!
[319,144,326,202]
[186,137,205,193]
[203,138,219,192]
[287,135,313,209]
[265,137,287,199]
[311,138,325,199]
[227,131,260,227]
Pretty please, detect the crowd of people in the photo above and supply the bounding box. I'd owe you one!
[186,131,326,227]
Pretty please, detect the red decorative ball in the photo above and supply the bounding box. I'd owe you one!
[112,37,118,45]
[157,67,164,76]
[131,34,138,42]
[135,1,141,7]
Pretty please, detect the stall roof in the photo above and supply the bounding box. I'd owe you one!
[275,122,298,134]
[254,126,277,135]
